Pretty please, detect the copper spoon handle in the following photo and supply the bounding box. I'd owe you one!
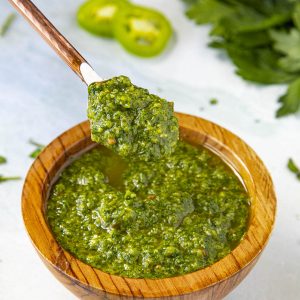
[8,0,102,85]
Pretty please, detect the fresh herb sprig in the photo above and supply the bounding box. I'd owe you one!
[182,0,300,117]
[0,13,16,37]
[288,158,300,180]
[29,139,45,159]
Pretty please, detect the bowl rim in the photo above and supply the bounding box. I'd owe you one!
[22,113,276,298]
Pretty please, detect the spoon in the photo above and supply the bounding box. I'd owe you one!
[8,0,102,85]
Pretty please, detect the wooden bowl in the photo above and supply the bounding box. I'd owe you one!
[22,113,276,299]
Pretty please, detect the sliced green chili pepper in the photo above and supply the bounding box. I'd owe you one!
[77,0,129,37]
[113,5,172,57]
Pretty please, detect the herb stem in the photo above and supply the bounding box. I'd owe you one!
[29,139,44,148]
[0,13,16,37]
[0,175,21,183]
[287,158,300,181]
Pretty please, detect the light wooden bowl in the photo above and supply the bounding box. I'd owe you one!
[22,113,276,299]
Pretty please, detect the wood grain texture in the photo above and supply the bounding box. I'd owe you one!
[8,0,87,82]
[22,113,276,299]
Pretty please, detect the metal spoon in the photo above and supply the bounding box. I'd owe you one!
[8,0,103,85]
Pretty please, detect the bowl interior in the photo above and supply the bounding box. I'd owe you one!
[22,113,276,298]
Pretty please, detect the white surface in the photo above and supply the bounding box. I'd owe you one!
[0,0,299,299]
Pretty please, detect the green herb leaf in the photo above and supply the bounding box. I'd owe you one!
[0,156,7,164]
[29,139,45,159]
[270,29,300,56]
[29,148,43,159]
[0,175,21,183]
[293,2,300,30]
[270,29,300,73]
[276,78,300,117]
[209,98,218,105]
[186,0,234,25]
[287,158,300,180]
[0,13,16,37]
[210,31,272,50]
[213,8,290,37]
[278,56,300,74]
[226,47,297,84]
[228,0,294,16]
[288,158,300,173]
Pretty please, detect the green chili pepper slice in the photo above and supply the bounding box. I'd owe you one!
[113,5,173,57]
[77,0,129,37]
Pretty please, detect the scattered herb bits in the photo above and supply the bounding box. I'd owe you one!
[182,0,300,117]
[209,98,218,105]
[0,156,7,164]
[287,158,300,180]
[29,139,45,159]
[0,13,16,37]
[0,175,21,184]
[77,0,173,57]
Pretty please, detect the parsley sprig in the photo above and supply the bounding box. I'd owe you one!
[183,0,300,117]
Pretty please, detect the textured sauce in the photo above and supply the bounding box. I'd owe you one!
[47,141,250,279]
[87,76,179,161]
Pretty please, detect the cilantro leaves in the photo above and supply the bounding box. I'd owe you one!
[270,29,300,74]
[183,0,300,117]
[186,0,234,25]
[226,47,297,84]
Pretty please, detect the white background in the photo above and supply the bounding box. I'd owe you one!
[0,0,299,299]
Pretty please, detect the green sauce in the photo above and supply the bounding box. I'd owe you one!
[87,76,179,161]
[47,141,250,279]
